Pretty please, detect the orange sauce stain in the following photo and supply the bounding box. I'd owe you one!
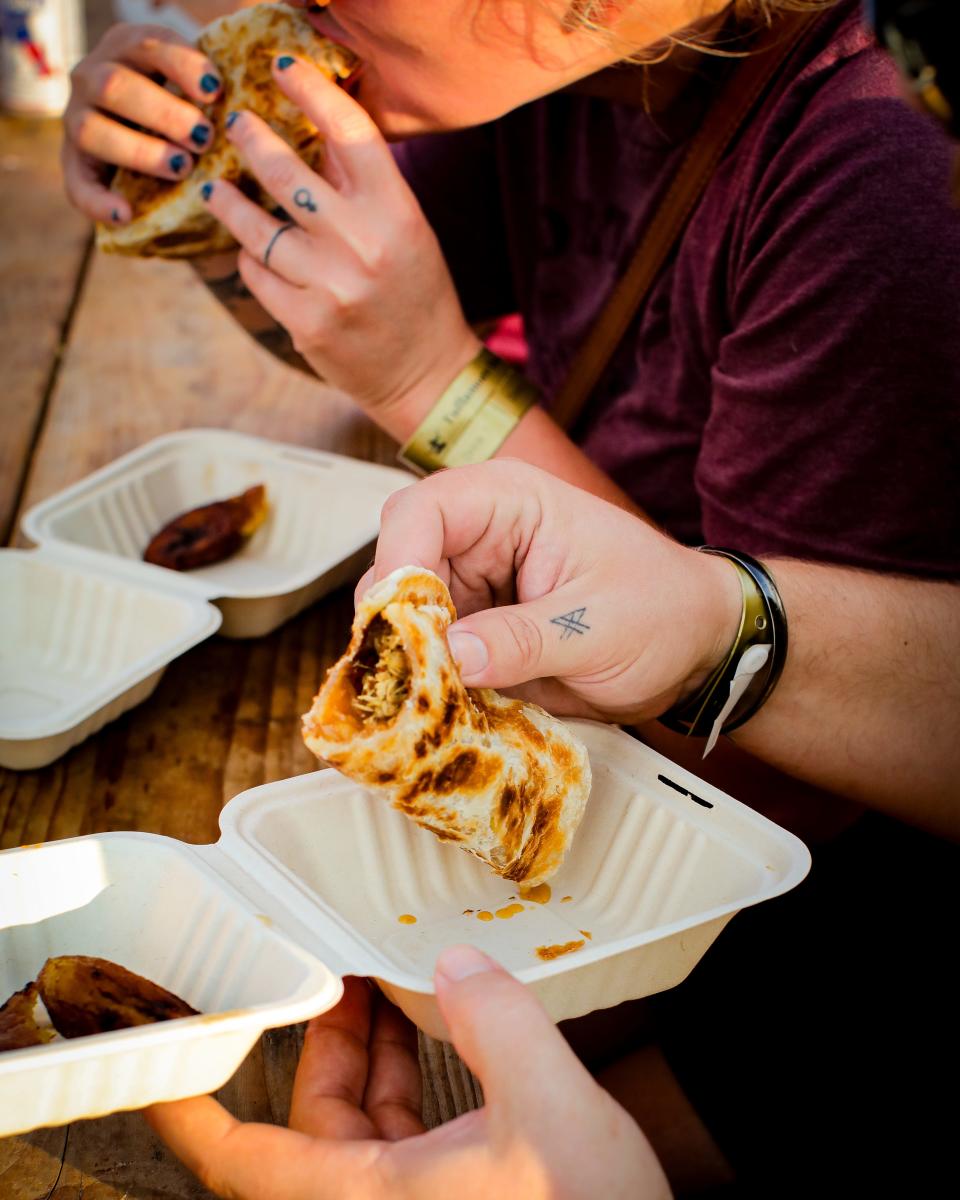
[495,903,525,919]
[476,910,494,922]
[397,914,417,925]
[580,930,593,940]
[535,939,586,961]
[519,883,552,905]
[560,895,573,903]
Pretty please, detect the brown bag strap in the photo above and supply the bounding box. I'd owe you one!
[550,10,823,432]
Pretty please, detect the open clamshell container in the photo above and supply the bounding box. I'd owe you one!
[0,429,411,770]
[0,720,811,1136]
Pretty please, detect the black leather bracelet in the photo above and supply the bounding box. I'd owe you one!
[711,548,788,732]
[659,547,788,739]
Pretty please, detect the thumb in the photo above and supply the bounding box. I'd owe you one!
[446,591,593,689]
[433,945,591,1115]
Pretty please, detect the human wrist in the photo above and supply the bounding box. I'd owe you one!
[372,330,484,445]
[397,344,538,473]
[675,546,743,703]
[661,547,788,746]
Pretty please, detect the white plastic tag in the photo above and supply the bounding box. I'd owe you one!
[703,644,771,758]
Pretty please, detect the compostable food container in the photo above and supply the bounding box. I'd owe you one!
[0,429,411,769]
[0,720,811,1136]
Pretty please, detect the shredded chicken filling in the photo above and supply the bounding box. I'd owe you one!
[352,618,411,721]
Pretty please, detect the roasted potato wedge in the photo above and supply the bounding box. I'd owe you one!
[35,956,196,1037]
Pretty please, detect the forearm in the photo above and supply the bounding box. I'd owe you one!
[731,561,960,839]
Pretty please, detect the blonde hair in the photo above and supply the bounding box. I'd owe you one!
[563,1,838,61]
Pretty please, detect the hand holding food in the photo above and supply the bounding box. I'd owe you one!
[363,461,743,726]
[143,483,268,570]
[197,47,482,425]
[97,5,356,257]
[302,567,591,886]
[62,20,224,225]
[146,949,669,1200]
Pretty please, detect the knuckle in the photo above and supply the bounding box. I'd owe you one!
[89,62,123,108]
[135,139,171,174]
[502,609,544,670]
[68,60,89,91]
[393,199,424,245]
[331,290,362,326]
[238,249,260,283]
[262,156,301,198]
[139,26,182,50]
[330,107,375,146]
[71,110,96,151]
[290,319,322,354]
[98,23,129,54]
[356,236,389,277]
[379,489,409,522]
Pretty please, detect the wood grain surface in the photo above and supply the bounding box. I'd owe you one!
[1,186,481,1200]
[0,116,91,544]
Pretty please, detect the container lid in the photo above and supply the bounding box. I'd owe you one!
[0,547,221,743]
[20,428,413,603]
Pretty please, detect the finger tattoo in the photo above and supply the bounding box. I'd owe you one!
[550,608,591,639]
[293,187,318,213]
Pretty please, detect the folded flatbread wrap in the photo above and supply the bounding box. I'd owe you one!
[96,4,356,258]
[301,567,591,886]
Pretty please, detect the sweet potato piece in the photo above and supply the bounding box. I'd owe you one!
[0,982,57,1052]
[37,956,196,1037]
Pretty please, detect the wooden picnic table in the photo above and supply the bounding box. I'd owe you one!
[0,101,480,1200]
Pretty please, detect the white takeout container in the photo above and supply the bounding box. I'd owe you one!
[0,429,411,770]
[0,720,811,1137]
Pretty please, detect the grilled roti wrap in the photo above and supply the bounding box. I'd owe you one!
[301,567,591,886]
[96,4,356,258]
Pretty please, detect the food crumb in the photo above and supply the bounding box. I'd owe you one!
[580,930,592,940]
[462,909,475,915]
[476,910,494,922]
[495,903,525,919]
[535,939,585,961]
[397,914,417,925]
[560,895,573,903]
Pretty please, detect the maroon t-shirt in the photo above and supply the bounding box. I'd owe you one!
[395,0,960,578]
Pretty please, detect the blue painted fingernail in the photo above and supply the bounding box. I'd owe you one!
[170,152,187,173]
[200,72,220,94]
[276,55,295,70]
[225,110,240,129]
[201,182,213,201]
[271,204,291,221]
[191,123,210,147]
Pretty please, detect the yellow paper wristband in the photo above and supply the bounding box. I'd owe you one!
[398,348,537,474]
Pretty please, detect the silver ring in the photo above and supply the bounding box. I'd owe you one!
[263,221,294,269]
